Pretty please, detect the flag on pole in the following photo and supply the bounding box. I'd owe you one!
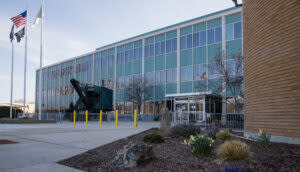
[32,6,43,28]
[14,27,25,43]
[10,11,27,28]
[9,25,14,42]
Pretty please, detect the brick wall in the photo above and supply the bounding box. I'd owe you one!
[243,0,300,138]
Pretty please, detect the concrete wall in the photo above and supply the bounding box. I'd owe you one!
[243,0,300,144]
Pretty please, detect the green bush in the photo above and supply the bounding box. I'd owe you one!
[257,129,271,148]
[217,140,250,161]
[184,135,214,156]
[143,132,164,143]
[216,130,232,141]
[169,124,202,137]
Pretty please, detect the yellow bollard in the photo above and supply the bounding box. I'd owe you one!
[73,110,76,124]
[115,110,118,126]
[85,110,88,125]
[99,110,103,125]
[134,109,137,127]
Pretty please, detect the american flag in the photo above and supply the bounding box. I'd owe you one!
[10,10,27,28]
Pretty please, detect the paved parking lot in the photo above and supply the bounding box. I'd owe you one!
[0,121,159,172]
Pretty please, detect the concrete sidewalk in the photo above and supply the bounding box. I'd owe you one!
[0,121,158,172]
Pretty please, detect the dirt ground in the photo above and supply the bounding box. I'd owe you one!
[59,128,300,172]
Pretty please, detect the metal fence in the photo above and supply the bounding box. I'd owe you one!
[171,112,244,131]
[30,112,161,122]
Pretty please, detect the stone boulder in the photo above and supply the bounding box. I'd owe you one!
[204,123,219,139]
[113,142,154,168]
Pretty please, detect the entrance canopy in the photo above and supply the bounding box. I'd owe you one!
[166,91,222,123]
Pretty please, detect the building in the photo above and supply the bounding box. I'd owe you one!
[35,7,243,122]
[243,0,300,144]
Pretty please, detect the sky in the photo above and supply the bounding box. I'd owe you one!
[0,0,241,104]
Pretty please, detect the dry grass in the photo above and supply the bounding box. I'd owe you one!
[217,140,250,161]
[216,130,232,141]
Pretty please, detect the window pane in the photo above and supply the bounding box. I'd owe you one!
[155,42,160,56]
[187,66,193,81]
[193,65,200,80]
[161,41,165,54]
[200,31,207,46]
[166,39,172,53]
[226,24,234,41]
[187,34,193,48]
[173,68,177,82]
[134,48,138,61]
[180,67,186,81]
[139,47,142,60]
[180,36,186,50]
[208,63,221,79]
[172,38,177,52]
[193,32,200,47]
[155,71,160,84]
[149,44,154,57]
[215,27,222,43]
[161,70,165,83]
[208,29,214,44]
[234,22,242,39]
[145,45,149,57]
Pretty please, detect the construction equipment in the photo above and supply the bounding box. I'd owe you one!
[69,79,113,112]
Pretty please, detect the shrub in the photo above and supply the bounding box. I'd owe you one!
[169,124,201,137]
[143,132,164,143]
[257,129,271,148]
[217,140,250,161]
[203,123,219,139]
[216,130,232,141]
[184,135,214,156]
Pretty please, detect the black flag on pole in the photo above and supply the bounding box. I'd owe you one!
[14,27,25,43]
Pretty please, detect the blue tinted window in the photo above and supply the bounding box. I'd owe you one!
[125,50,132,63]
[161,41,165,54]
[200,31,206,46]
[181,66,192,81]
[172,38,177,52]
[187,34,193,49]
[234,22,242,39]
[208,29,214,44]
[139,47,142,59]
[193,32,200,47]
[167,68,177,83]
[208,63,221,79]
[193,64,207,80]
[180,36,186,50]
[111,55,115,66]
[226,24,234,41]
[166,39,172,53]
[134,48,139,61]
[145,45,149,57]
[149,44,154,57]
[155,42,160,55]
[215,27,222,43]
[117,52,124,64]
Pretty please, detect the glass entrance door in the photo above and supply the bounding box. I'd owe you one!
[174,99,204,123]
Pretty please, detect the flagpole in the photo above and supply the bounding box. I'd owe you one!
[10,40,14,119]
[38,0,44,120]
[23,2,28,117]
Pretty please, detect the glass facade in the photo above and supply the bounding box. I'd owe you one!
[36,8,243,114]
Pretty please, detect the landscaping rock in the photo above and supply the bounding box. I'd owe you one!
[113,142,153,168]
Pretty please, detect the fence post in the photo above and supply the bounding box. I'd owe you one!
[73,110,76,124]
[115,110,118,126]
[134,109,137,127]
[85,110,88,125]
[100,110,102,125]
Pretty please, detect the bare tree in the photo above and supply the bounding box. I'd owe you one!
[194,50,243,113]
[124,75,145,114]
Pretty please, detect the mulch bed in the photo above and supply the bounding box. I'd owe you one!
[58,128,300,172]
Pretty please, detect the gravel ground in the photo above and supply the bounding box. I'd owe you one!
[58,128,300,172]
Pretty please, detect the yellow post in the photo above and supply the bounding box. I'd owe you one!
[99,110,103,125]
[73,110,76,124]
[134,109,137,127]
[85,110,88,125]
[115,110,118,126]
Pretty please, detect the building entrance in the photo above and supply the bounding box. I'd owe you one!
[175,100,204,122]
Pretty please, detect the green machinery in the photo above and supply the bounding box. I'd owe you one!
[69,79,113,112]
